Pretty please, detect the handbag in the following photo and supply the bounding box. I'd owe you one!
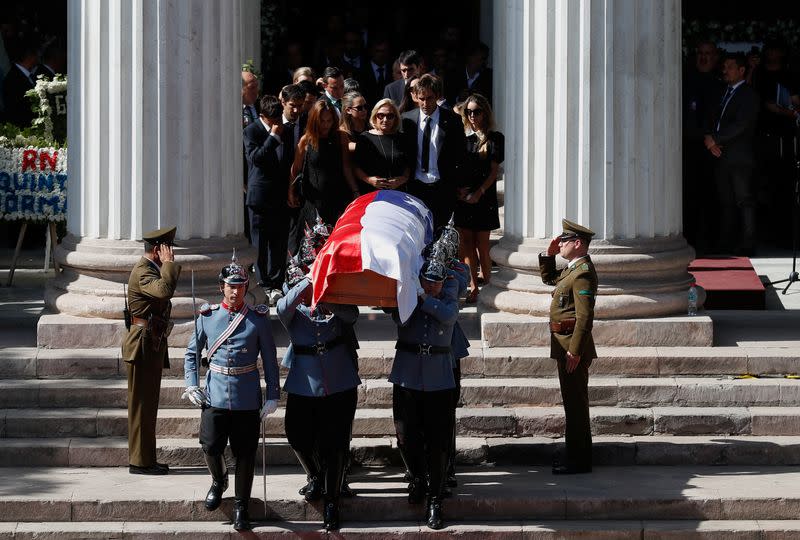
[293,144,310,199]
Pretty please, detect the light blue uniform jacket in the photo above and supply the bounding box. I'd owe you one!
[184,302,280,410]
[277,279,362,397]
[388,276,459,392]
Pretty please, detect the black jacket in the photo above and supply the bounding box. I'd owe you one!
[401,106,467,185]
[710,83,760,166]
[244,120,291,210]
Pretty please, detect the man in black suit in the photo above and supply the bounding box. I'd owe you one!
[447,42,493,106]
[357,35,391,106]
[320,66,345,116]
[704,52,760,255]
[3,36,39,128]
[384,50,423,107]
[402,74,466,228]
[38,41,66,80]
[244,95,292,305]
[280,84,309,270]
[241,66,261,242]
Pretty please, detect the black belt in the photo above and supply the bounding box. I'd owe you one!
[293,336,346,356]
[396,341,451,355]
[412,178,440,187]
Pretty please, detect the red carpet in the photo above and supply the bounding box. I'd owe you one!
[689,257,765,310]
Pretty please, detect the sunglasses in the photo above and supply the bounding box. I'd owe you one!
[349,105,367,112]
[559,235,579,243]
[466,108,484,116]
[376,113,397,120]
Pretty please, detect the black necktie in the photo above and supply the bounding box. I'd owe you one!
[421,117,431,174]
[377,66,386,88]
[284,122,296,163]
[715,86,735,130]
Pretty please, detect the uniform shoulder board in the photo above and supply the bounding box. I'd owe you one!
[199,303,219,315]
[253,304,270,315]
[579,263,590,271]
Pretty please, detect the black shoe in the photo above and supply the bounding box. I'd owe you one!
[441,486,452,498]
[155,462,170,472]
[425,496,444,530]
[407,478,427,504]
[323,499,340,531]
[403,470,412,482]
[204,473,228,511]
[129,464,168,475]
[304,476,323,502]
[552,464,592,475]
[232,499,251,531]
[298,482,308,496]
[446,473,457,488]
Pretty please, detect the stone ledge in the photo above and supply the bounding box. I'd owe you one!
[481,313,713,347]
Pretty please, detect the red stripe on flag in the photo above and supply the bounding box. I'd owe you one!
[310,192,378,305]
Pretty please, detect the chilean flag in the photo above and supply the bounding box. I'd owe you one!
[309,191,433,323]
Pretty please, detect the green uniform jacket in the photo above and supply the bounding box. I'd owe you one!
[121,257,181,368]
[539,253,598,361]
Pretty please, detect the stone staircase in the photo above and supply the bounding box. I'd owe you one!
[2,306,800,537]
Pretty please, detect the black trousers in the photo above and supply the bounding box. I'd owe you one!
[199,407,260,457]
[392,385,454,496]
[714,160,756,252]
[249,206,289,289]
[407,179,455,229]
[285,389,358,479]
[556,357,592,468]
[447,360,461,473]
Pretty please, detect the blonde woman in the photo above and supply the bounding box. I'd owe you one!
[456,93,504,303]
[353,98,410,193]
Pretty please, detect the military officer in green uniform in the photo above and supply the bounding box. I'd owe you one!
[122,226,181,475]
[539,219,598,475]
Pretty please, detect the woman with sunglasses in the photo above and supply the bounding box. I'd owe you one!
[353,98,410,193]
[340,91,369,159]
[456,93,504,303]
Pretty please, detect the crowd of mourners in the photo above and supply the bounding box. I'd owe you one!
[242,31,501,308]
[683,39,800,256]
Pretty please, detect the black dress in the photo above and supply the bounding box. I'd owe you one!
[353,131,409,193]
[454,131,504,231]
[300,136,351,228]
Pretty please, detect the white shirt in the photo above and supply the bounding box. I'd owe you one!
[15,63,35,84]
[344,54,361,69]
[465,68,481,89]
[414,107,442,184]
[716,79,745,131]
[371,61,387,82]
[260,118,283,162]
[568,255,588,269]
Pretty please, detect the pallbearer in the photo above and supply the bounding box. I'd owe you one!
[277,244,361,531]
[389,248,459,530]
[183,255,280,531]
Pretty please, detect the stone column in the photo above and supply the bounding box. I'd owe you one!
[484,0,709,346]
[240,0,261,72]
[43,0,255,346]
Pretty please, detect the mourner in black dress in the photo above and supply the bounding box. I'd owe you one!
[454,94,504,303]
[353,98,410,193]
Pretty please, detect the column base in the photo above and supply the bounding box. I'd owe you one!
[37,313,196,349]
[481,312,713,347]
[484,235,699,319]
[44,234,256,319]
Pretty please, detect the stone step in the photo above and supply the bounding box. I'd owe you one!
[5,406,800,439]
[1,435,799,467]
[3,520,800,539]
[4,345,800,380]
[3,376,800,409]
[1,465,799,522]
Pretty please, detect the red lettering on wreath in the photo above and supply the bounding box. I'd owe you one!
[22,150,37,172]
[40,151,58,172]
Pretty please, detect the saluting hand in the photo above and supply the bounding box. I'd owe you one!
[159,244,175,262]
[547,236,561,256]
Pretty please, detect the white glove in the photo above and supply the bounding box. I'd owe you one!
[181,385,207,408]
[417,284,425,297]
[260,399,279,420]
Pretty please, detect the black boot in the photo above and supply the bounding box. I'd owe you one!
[322,450,347,530]
[293,448,323,501]
[340,453,355,498]
[203,453,228,511]
[425,496,444,530]
[232,453,255,531]
[398,442,426,503]
[407,477,427,504]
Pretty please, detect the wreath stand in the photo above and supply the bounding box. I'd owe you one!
[6,221,60,286]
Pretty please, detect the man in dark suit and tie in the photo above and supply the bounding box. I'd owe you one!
[357,35,392,106]
[402,74,466,228]
[385,50,423,107]
[320,66,345,116]
[447,42,493,106]
[280,84,309,265]
[704,52,760,255]
[244,95,292,305]
[3,36,39,128]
